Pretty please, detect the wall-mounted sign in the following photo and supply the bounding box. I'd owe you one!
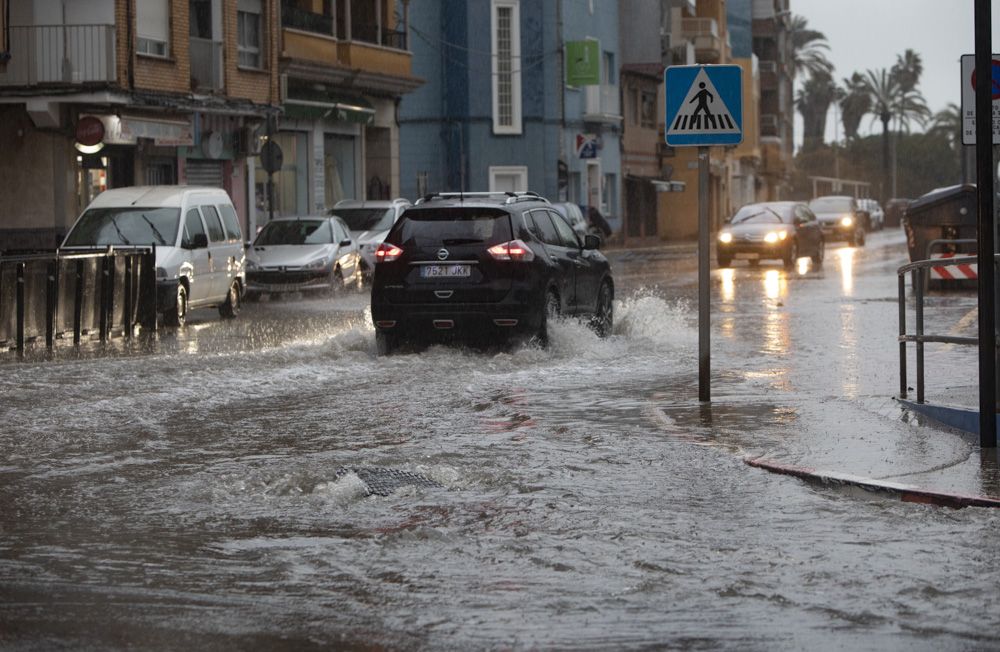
[75,116,105,147]
[566,40,600,86]
[575,133,599,159]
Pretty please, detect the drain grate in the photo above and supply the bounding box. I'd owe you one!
[335,467,443,497]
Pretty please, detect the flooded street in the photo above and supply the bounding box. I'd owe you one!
[3,231,1000,650]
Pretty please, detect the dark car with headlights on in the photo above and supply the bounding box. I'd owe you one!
[370,192,614,354]
[244,216,361,299]
[807,195,866,246]
[717,201,825,268]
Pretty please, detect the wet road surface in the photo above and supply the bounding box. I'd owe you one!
[3,229,1000,650]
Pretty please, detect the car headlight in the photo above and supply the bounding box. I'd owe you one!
[303,257,329,270]
[718,232,733,244]
[840,216,854,227]
[764,231,787,243]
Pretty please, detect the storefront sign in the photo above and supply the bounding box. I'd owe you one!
[86,115,194,146]
[75,116,105,147]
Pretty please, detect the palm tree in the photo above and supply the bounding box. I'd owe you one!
[839,72,871,141]
[930,103,966,180]
[796,70,839,151]
[789,15,834,79]
[891,49,923,93]
[860,67,897,199]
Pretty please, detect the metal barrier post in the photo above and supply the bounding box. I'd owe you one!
[140,247,157,334]
[915,267,925,404]
[899,272,907,397]
[45,259,57,349]
[99,254,110,342]
[15,262,25,355]
[123,254,133,339]
[73,259,83,345]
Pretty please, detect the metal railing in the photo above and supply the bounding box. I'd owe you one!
[0,248,157,355]
[0,24,116,86]
[282,4,335,35]
[897,254,994,403]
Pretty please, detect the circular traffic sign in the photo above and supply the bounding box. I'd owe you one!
[259,140,283,174]
[970,59,1000,100]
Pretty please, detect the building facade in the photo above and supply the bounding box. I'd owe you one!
[268,0,421,224]
[751,0,793,201]
[398,0,621,228]
[0,0,280,250]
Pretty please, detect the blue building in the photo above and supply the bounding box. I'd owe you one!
[399,0,621,227]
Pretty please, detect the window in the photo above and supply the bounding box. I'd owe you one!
[491,0,522,134]
[549,210,580,248]
[529,211,561,247]
[136,0,170,57]
[237,0,262,69]
[219,204,243,241]
[489,166,528,193]
[183,209,206,247]
[200,205,226,242]
[603,51,614,85]
[640,90,656,129]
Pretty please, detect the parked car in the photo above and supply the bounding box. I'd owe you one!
[244,216,361,299]
[807,195,866,246]
[370,191,614,354]
[717,201,825,268]
[61,185,245,327]
[329,198,411,281]
[858,198,885,231]
[551,202,589,238]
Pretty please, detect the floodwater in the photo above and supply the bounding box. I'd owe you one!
[3,230,1000,650]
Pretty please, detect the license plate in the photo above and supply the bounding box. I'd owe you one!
[420,264,471,278]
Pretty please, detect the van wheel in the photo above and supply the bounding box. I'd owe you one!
[165,284,187,327]
[591,281,613,338]
[219,281,241,319]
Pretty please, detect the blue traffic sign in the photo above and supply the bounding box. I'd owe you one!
[665,65,743,146]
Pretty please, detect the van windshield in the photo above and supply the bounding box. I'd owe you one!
[64,208,181,247]
[330,208,395,232]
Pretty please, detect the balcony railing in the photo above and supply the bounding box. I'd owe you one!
[351,24,408,50]
[282,4,334,36]
[584,83,620,122]
[0,24,116,87]
[680,17,721,61]
[189,38,223,92]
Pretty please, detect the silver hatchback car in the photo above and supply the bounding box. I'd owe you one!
[329,198,411,281]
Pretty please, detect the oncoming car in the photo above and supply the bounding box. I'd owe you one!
[245,216,361,298]
[717,201,825,268]
[808,195,866,246]
[370,191,614,354]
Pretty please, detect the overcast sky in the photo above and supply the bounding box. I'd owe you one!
[791,0,1000,146]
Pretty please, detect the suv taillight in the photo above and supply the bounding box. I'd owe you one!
[375,242,403,263]
[487,239,535,262]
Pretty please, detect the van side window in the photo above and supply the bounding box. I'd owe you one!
[183,209,207,247]
[219,204,243,241]
[201,205,226,242]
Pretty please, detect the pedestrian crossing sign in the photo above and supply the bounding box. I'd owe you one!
[665,65,743,146]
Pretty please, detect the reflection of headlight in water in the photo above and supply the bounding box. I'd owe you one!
[720,267,735,302]
[796,257,810,275]
[764,269,782,299]
[837,247,854,293]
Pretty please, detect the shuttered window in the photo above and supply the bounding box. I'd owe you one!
[136,0,170,57]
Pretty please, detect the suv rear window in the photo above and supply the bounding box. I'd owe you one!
[394,208,513,247]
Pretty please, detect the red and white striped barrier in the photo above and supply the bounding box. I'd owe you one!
[930,252,977,281]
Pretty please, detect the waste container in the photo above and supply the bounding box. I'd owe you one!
[904,184,977,287]
[885,197,911,228]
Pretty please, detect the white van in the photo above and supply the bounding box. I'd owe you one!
[61,186,245,326]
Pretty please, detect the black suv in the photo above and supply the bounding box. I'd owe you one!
[371,191,614,353]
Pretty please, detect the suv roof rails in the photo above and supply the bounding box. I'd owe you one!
[415,191,550,206]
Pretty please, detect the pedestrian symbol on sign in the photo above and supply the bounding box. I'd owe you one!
[667,68,740,137]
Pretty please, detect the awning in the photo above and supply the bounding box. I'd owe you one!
[282,78,375,125]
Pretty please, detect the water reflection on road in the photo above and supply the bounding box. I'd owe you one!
[3,231,1000,649]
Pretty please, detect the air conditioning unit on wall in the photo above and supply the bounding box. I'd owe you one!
[233,125,261,156]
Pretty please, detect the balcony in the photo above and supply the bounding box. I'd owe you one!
[680,17,722,62]
[282,4,335,36]
[584,84,621,124]
[189,37,223,92]
[0,24,116,87]
[760,113,779,138]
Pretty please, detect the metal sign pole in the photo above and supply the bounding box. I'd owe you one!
[698,146,710,402]
[974,0,997,447]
